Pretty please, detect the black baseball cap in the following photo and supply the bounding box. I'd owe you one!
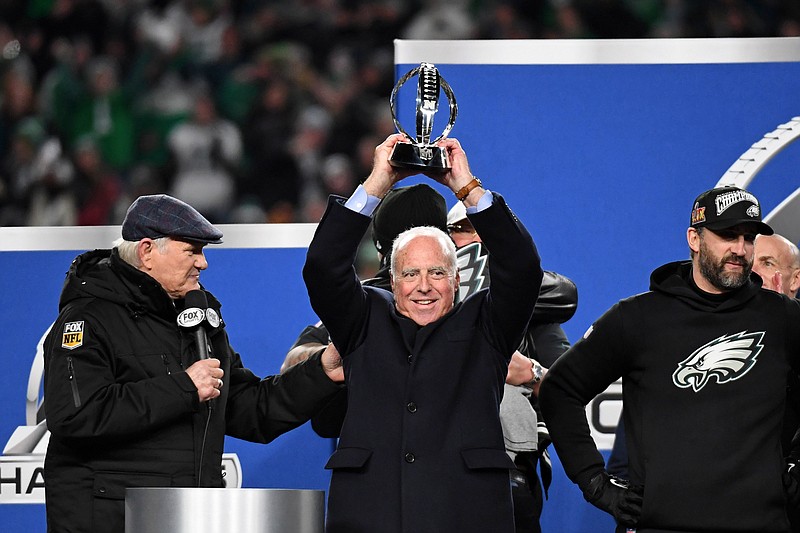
[690,186,773,235]
[371,184,447,254]
[122,194,223,244]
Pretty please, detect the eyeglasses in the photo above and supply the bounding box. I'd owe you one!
[447,223,477,236]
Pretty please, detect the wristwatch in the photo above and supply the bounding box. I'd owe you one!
[523,359,544,389]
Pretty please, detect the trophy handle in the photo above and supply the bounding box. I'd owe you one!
[416,63,440,145]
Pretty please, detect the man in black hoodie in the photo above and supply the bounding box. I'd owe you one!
[540,186,800,533]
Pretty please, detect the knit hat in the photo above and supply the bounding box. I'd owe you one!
[122,194,223,244]
[371,184,447,254]
[690,186,773,235]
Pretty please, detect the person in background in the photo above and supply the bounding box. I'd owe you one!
[165,92,243,222]
[447,200,577,533]
[43,194,344,533]
[540,186,800,533]
[753,232,800,532]
[303,133,542,532]
[753,232,800,298]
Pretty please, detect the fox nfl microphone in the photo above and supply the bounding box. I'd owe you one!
[178,290,212,360]
[178,289,220,411]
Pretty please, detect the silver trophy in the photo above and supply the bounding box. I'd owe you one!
[389,62,458,172]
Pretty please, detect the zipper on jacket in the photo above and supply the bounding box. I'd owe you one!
[161,354,171,375]
[67,356,81,408]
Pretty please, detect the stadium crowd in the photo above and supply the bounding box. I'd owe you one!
[1,0,799,227]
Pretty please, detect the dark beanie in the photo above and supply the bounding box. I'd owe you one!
[371,183,448,255]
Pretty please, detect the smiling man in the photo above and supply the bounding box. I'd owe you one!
[390,226,459,325]
[540,186,800,533]
[304,133,542,533]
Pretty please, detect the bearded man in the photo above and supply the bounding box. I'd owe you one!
[540,186,800,533]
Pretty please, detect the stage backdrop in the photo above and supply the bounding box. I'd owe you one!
[2,38,800,532]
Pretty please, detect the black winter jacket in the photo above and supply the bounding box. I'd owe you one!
[304,194,542,533]
[43,248,341,533]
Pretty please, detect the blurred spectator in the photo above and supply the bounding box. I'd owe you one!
[71,135,125,225]
[320,153,357,197]
[402,0,477,40]
[1,117,74,226]
[167,0,233,68]
[206,24,253,123]
[23,134,77,226]
[0,58,38,158]
[166,90,243,222]
[0,117,45,225]
[37,36,95,141]
[240,77,302,222]
[291,104,333,221]
[65,55,137,172]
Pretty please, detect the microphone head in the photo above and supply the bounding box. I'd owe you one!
[185,289,208,309]
[177,290,208,328]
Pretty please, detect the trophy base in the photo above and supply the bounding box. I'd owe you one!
[388,142,449,172]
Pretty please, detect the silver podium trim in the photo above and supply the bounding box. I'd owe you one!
[125,488,324,533]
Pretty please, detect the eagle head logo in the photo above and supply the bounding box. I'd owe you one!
[672,331,764,392]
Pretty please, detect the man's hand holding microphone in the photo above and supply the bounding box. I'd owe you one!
[179,289,224,403]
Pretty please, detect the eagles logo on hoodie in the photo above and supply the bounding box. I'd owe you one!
[672,331,765,392]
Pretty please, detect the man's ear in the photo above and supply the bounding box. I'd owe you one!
[789,267,800,297]
[687,227,701,255]
[137,239,155,269]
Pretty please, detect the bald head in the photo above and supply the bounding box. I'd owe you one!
[753,233,800,297]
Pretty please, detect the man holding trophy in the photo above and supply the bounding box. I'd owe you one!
[303,64,543,533]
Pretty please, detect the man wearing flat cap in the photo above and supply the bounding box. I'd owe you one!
[42,194,344,533]
[540,186,800,533]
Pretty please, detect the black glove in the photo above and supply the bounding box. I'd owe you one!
[783,459,800,508]
[582,470,644,526]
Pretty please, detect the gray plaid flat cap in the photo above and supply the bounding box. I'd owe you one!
[121,194,223,244]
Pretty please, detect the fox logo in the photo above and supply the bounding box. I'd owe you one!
[672,331,764,392]
[456,242,489,302]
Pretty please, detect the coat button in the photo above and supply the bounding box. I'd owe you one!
[407,354,413,363]
[404,452,415,463]
[407,402,417,413]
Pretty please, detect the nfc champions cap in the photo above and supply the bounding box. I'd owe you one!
[690,186,773,235]
[122,194,223,244]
